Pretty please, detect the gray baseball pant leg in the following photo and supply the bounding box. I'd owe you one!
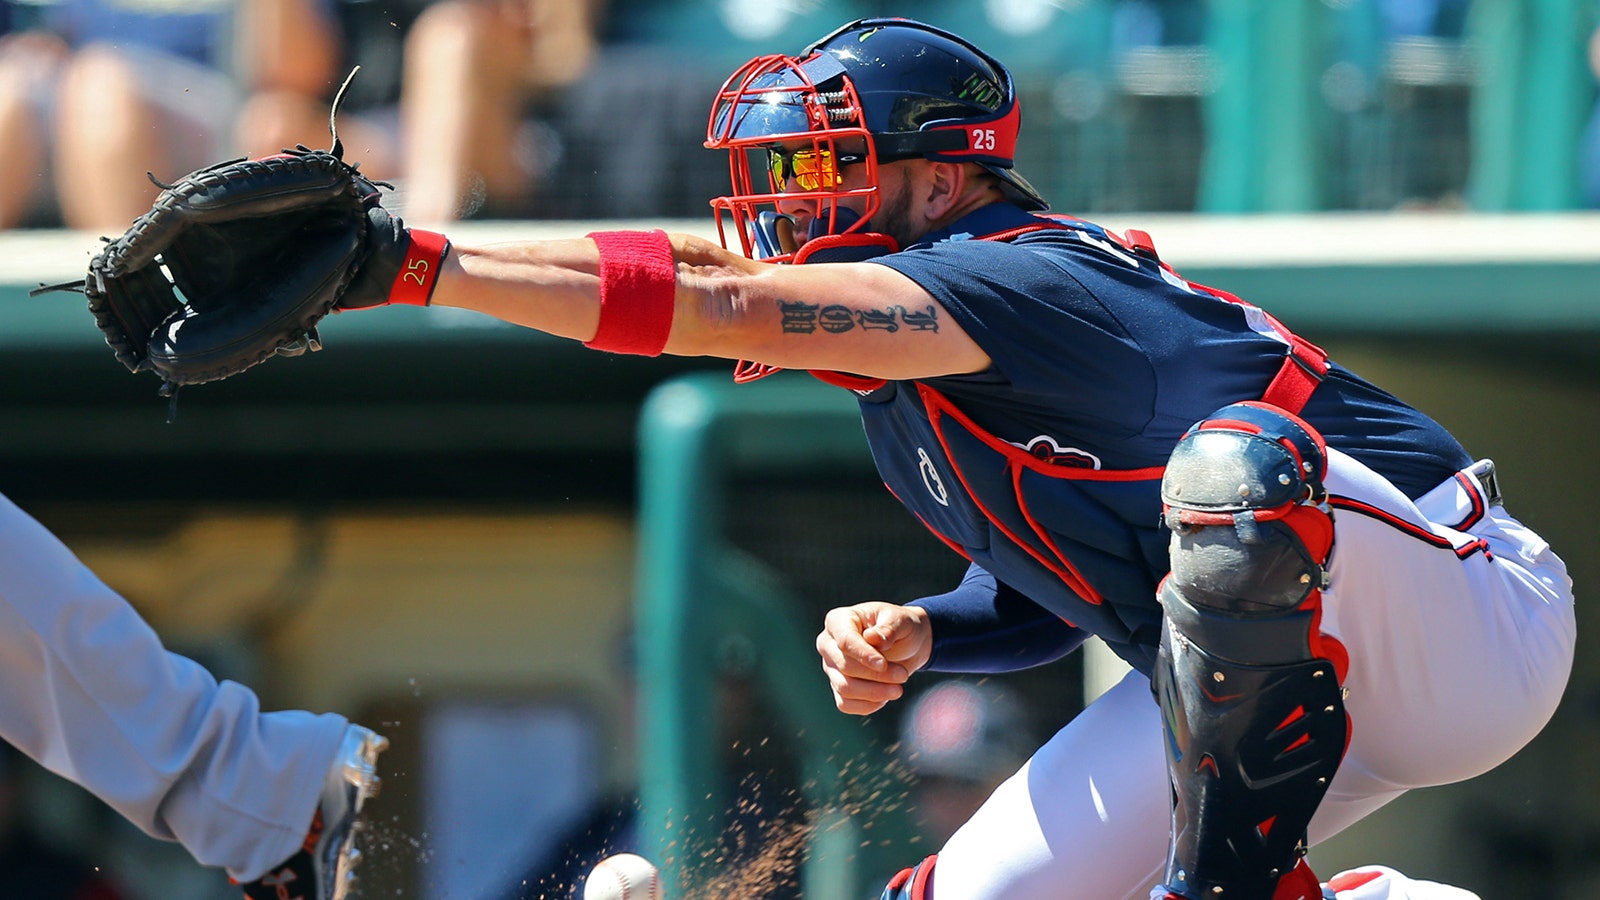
[0,491,348,881]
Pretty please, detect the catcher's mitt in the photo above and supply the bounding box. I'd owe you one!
[34,94,448,407]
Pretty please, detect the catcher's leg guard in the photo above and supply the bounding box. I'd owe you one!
[1155,402,1349,900]
[881,855,936,900]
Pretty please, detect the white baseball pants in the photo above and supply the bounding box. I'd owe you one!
[930,451,1577,900]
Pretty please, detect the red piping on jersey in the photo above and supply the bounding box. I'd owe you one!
[1012,465,1104,602]
[813,219,1337,618]
[918,383,1107,605]
[811,369,889,393]
[1327,870,1386,892]
[919,511,975,561]
[885,480,975,563]
[922,384,1166,481]
[808,218,1329,414]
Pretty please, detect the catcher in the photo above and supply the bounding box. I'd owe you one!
[53,18,1571,900]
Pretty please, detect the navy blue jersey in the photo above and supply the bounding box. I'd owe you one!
[847,203,1470,672]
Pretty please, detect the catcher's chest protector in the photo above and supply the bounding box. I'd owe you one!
[814,220,1330,674]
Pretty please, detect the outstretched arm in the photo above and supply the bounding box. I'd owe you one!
[424,231,993,381]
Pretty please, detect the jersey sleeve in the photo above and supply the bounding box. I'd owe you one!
[870,238,1158,402]
[909,562,1089,673]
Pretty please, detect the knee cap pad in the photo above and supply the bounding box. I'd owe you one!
[1162,402,1328,525]
[1156,407,1348,899]
[1161,403,1333,621]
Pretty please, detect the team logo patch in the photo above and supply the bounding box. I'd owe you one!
[917,447,950,506]
[1011,435,1101,469]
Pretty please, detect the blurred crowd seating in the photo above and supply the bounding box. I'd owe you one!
[0,0,1594,227]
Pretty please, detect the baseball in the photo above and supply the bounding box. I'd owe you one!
[583,852,664,900]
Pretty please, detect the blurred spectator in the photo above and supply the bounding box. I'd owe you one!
[395,0,603,222]
[895,680,1035,847]
[1321,0,1476,210]
[1380,0,1472,39]
[1111,0,1206,50]
[0,742,131,900]
[530,0,878,220]
[0,0,357,232]
[1109,0,1208,211]
[229,0,401,178]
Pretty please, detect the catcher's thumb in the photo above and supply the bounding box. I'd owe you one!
[339,205,450,310]
[865,618,913,653]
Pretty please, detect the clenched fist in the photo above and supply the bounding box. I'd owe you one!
[815,602,934,715]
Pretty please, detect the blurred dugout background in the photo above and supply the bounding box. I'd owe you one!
[2,0,1592,224]
[432,0,1578,219]
[0,1,1597,899]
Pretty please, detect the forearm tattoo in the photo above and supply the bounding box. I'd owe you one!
[777,299,939,334]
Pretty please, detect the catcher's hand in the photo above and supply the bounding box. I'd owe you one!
[34,143,448,397]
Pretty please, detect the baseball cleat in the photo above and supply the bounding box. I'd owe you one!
[240,724,389,900]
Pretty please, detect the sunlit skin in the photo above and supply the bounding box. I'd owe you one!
[427,144,1006,382]
[815,601,934,715]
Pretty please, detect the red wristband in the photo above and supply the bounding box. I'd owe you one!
[388,229,451,306]
[584,229,676,356]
